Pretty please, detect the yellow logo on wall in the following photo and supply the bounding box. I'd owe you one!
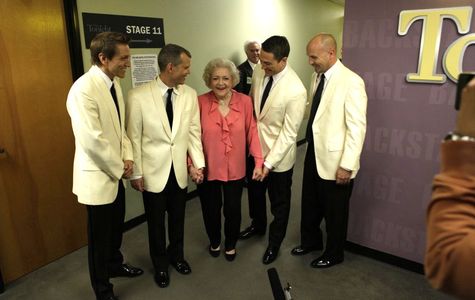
[398,6,474,83]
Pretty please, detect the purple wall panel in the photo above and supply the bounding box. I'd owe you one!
[343,0,475,262]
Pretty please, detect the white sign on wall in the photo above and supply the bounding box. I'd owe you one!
[131,54,158,87]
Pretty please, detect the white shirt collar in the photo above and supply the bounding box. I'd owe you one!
[273,64,288,84]
[262,65,289,97]
[322,59,341,83]
[94,65,114,89]
[156,76,177,97]
[248,60,258,70]
[265,64,288,87]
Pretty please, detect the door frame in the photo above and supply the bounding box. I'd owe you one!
[0,268,4,293]
[63,0,84,81]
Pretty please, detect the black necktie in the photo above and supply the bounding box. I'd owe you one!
[166,88,174,128]
[306,74,325,142]
[260,76,273,111]
[110,83,120,124]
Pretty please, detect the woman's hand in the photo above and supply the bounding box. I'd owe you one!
[252,166,265,181]
[188,165,204,184]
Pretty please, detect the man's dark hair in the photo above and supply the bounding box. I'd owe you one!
[261,36,290,61]
[158,44,192,72]
[90,32,130,66]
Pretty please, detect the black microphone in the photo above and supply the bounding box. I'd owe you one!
[267,267,285,300]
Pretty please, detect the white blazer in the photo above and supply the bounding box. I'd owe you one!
[309,60,367,180]
[66,65,133,205]
[126,78,205,193]
[250,65,307,172]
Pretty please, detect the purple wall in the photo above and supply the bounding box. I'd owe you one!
[344,0,475,263]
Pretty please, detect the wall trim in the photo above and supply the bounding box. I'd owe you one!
[123,189,198,231]
[345,241,424,274]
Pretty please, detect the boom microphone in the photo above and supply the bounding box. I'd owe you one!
[267,267,285,300]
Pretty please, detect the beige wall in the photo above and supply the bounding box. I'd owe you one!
[77,0,344,104]
[76,0,344,220]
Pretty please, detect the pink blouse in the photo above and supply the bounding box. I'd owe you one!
[198,90,263,181]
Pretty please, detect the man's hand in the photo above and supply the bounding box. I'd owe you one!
[262,166,271,178]
[335,167,351,185]
[131,177,144,192]
[122,160,134,179]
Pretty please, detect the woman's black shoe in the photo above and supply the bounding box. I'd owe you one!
[225,250,236,261]
[209,245,220,257]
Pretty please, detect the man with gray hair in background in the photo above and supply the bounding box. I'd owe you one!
[235,40,261,95]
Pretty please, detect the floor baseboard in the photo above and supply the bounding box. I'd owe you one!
[345,241,424,274]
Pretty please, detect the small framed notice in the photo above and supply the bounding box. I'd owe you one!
[131,54,159,88]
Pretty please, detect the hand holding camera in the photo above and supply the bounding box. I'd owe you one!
[456,74,475,138]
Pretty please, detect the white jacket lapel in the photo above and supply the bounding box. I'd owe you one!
[172,86,187,139]
[91,69,121,140]
[150,81,172,138]
[315,67,340,122]
[259,81,278,117]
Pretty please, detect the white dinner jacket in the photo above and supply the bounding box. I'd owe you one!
[126,78,205,193]
[66,65,133,205]
[250,65,306,172]
[309,60,367,180]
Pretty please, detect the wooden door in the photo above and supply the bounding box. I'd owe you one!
[0,0,87,283]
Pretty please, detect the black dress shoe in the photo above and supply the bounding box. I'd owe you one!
[209,245,220,258]
[154,271,169,288]
[238,226,265,240]
[262,246,279,265]
[310,256,343,268]
[98,295,119,300]
[290,245,322,256]
[110,264,144,278]
[171,260,192,275]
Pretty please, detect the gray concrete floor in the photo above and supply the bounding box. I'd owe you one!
[0,146,452,300]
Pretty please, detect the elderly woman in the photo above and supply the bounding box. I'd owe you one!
[192,58,264,261]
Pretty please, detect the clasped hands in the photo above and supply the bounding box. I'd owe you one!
[187,165,268,184]
[188,165,204,184]
[252,166,267,182]
[124,161,145,192]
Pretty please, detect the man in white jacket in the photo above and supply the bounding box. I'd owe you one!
[126,44,204,288]
[291,33,367,268]
[66,32,143,300]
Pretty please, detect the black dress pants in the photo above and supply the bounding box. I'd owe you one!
[198,179,243,250]
[267,168,293,248]
[86,182,125,299]
[246,156,267,233]
[300,143,353,260]
[142,166,186,272]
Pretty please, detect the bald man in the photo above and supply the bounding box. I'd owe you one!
[291,33,367,268]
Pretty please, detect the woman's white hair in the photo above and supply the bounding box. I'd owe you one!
[202,58,240,88]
